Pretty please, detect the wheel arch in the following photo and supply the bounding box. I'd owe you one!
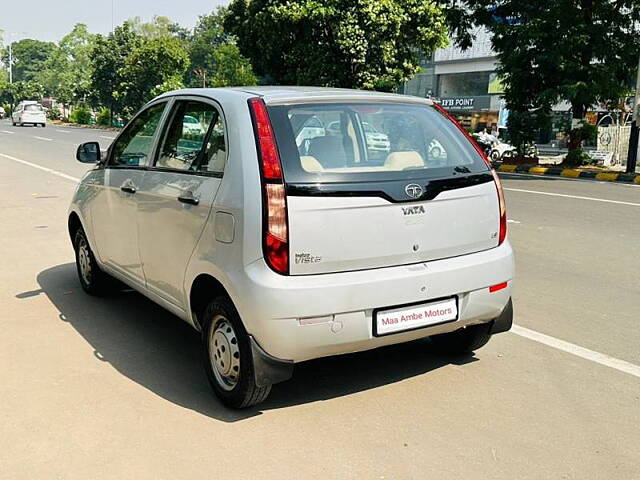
[189,273,233,332]
[68,211,83,244]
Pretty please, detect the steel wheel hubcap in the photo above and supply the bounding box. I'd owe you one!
[78,240,92,284]
[209,316,240,391]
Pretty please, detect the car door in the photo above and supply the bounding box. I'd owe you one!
[90,101,168,286]
[136,97,227,308]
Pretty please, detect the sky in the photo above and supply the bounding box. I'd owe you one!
[0,0,228,43]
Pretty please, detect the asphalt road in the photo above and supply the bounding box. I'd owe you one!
[1,119,639,479]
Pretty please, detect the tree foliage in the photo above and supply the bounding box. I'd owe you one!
[90,23,143,120]
[37,24,95,107]
[187,8,256,88]
[117,35,189,114]
[460,0,640,159]
[1,39,56,83]
[224,0,449,90]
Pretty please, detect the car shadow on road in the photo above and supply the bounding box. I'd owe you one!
[29,263,477,423]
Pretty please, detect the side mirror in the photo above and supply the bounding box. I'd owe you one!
[76,142,101,164]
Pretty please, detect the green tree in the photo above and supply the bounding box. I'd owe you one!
[1,39,56,83]
[90,23,142,122]
[2,80,45,106]
[187,8,256,88]
[224,0,449,90]
[37,24,96,113]
[117,35,189,115]
[461,0,640,163]
[128,15,190,39]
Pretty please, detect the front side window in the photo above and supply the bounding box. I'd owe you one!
[268,102,488,184]
[110,103,167,167]
[155,100,226,174]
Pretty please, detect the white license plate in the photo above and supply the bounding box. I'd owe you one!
[374,297,458,336]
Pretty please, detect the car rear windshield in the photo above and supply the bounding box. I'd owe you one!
[24,104,43,112]
[267,102,489,184]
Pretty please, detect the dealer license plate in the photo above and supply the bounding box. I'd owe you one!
[374,297,458,336]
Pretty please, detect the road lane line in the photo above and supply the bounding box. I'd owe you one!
[512,325,640,379]
[505,187,640,207]
[1,130,15,134]
[56,129,71,133]
[34,136,53,142]
[100,135,116,140]
[0,152,80,183]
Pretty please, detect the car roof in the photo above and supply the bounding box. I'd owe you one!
[157,86,432,106]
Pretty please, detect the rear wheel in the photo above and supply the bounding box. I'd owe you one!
[202,297,271,408]
[73,228,111,295]
[430,322,492,354]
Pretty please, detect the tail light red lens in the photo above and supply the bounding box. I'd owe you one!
[434,102,506,245]
[249,97,282,180]
[249,97,289,274]
[491,169,507,245]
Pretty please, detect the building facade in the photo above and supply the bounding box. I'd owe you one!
[403,28,505,134]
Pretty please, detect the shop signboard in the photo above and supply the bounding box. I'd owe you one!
[440,96,492,111]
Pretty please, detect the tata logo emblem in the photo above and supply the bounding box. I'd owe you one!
[405,184,423,199]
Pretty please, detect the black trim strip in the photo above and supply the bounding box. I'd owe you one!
[286,172,493,203]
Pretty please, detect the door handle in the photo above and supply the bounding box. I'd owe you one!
[178,191,199,205]
[120,180,136,194]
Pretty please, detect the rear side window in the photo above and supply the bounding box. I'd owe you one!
[268,102,488,183]
[155,100,226,174]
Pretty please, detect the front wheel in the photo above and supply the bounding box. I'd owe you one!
[74,228,112,295]
[430,322,492,355]
[202,297,271,408]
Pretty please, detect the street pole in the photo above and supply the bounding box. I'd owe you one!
[9,39,13,84]
[626,52,640,173]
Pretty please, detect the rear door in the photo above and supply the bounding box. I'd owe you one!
[268,101,500,275]
[136,97,227,308]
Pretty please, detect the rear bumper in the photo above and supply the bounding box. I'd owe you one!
[232,241,515,363]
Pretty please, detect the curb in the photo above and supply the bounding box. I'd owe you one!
[495,164,640,184]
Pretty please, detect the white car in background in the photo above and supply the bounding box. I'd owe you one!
[183,115,205,135]
[12,101,47,127]
[327,120,391,153]
[0,106,5,119]
[69,87,514,408]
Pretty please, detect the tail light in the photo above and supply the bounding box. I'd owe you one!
[491,169,507,245]
[249,97,289,274]
[433,102,507,245]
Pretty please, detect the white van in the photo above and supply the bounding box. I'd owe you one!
[69,87,514,408]
[12,101,47,127]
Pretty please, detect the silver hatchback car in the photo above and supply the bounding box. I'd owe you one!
[69,87,514,408]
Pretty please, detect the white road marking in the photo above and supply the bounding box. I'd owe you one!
[512,325,640,379]
[1,130,15,134]
[507,219,521,224]
[100,135,116,140]
[505,187,640,207]
[34,136,53,142]
[56,129,71,133]
[3,149,639,379]
[0,152,80,183]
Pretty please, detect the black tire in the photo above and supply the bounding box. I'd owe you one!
[73,228,111,295]
[202,296,271,408]
[12,122,16,126]
[430,322,493,355]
